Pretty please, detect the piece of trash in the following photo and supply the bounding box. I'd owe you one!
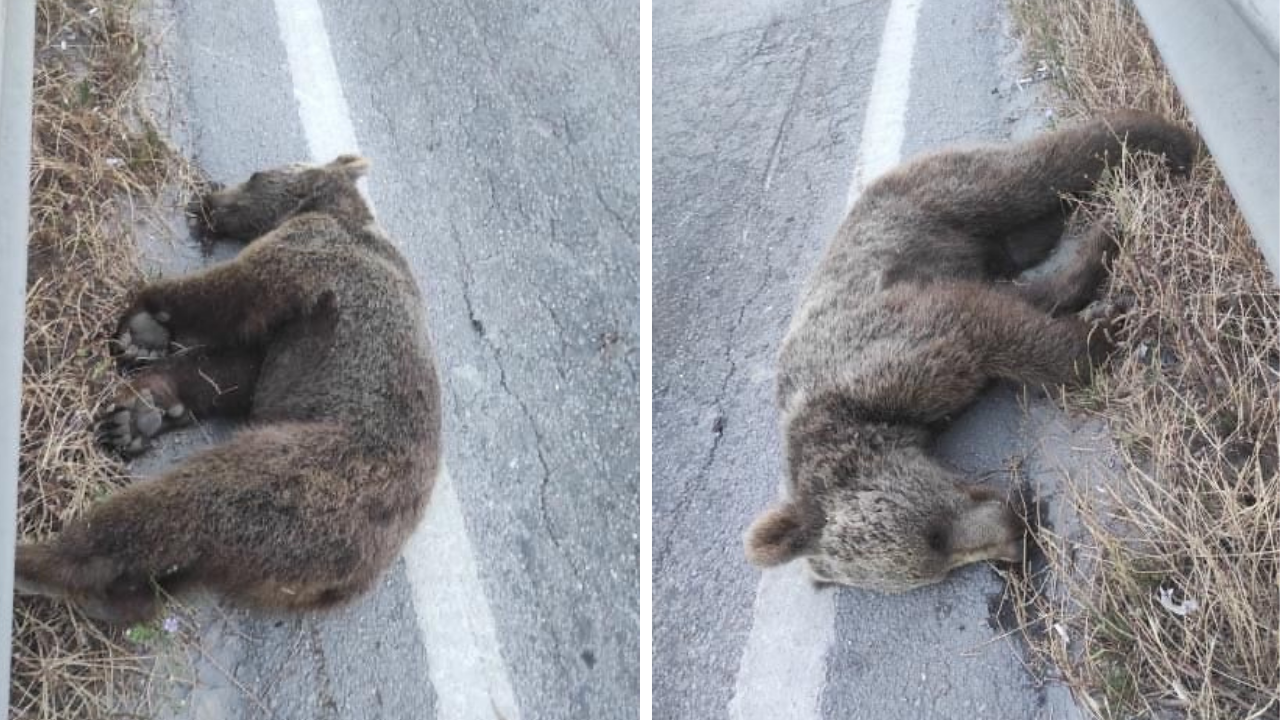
[105,157,124,167]
[1157,586,1198,616]
[1052,622,1070,646]
[162,616,180,634]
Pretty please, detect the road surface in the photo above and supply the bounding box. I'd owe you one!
[129,0,639,717]
[653,0,1095,718]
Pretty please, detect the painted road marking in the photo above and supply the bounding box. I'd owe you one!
[729,562,837,720]
[404,469,523,719]
[848,0,924,210]
[270,1,523,717]
[271,0,358,163]
[731,1,923,717]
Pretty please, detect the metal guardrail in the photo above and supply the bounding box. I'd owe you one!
[1133,0,1280,280]
[0,0,36,703]
[1227,0,1279,57]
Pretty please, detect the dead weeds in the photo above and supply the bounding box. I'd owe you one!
[1007,0,1279,718]
[13,0,196,717]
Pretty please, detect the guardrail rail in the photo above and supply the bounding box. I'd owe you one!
[0,0,37,704]
[1133,0,1280,279]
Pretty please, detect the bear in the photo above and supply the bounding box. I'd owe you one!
[14,155,442,624]
[744,111,1195,592]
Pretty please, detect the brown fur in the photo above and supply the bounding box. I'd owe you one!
[15,155,442,624]
[746,112,1195,592]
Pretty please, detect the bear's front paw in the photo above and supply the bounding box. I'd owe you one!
[116,310,172,363]
[96,385,190,457]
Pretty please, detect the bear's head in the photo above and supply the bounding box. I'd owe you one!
[189,154,372,241]
[744,393,1027,592]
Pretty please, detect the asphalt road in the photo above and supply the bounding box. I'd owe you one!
[653,0,1094,718]
[129,0,638,718]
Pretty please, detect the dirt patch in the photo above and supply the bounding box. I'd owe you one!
[1005,1,1280,718]
[12,0,201,717]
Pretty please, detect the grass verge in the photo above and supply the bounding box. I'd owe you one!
[1006,1,1279,718]
[13,0,195,717]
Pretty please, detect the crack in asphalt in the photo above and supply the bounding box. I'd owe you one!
[434,372,582,707]
[367,9,409,153]
[655,1,875,53]
[655,20,803,569]
[532,294,571,383]
[445,219,583,689]
[456,0,632,260]
[656,216,778,568]
[307,622,341,720]
[763,46,812,191]
[595,184,636,241]
[483,169,512,227]
[574,0,626,73]
[437,17,635,691]
[457,0,543,130]
[447,222,585,589]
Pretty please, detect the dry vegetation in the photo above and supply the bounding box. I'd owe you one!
[1006,1,1280,718]
[13,0,194,717]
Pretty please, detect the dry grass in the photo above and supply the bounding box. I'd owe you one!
[13,0,196,717]
[1006,1,1280,718]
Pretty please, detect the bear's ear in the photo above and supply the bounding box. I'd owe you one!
[744,502,815,567]
[329,154,371,180]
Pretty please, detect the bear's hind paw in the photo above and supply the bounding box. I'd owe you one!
[96,386,190,458]
[116,310,172,363]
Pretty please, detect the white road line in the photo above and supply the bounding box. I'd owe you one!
[404,468,523,719]
[728,563,837,720]
[271,0,358,163]
[270,1,522,717]
[731,1,923,718]
[847,0,924,210]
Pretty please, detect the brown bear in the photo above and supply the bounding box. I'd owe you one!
[15,155,442,624]
[745,112,1195,591]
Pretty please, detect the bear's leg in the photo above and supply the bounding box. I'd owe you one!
[17,421,386,623]
[893,281,1117,391]
[845,283,1117,424]
[14,479,199,624]
[872,110,1195,238]
[967,289,1118,387]
[115,244,336,360]
[996,221,1116,315]
[97,347,262,457]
